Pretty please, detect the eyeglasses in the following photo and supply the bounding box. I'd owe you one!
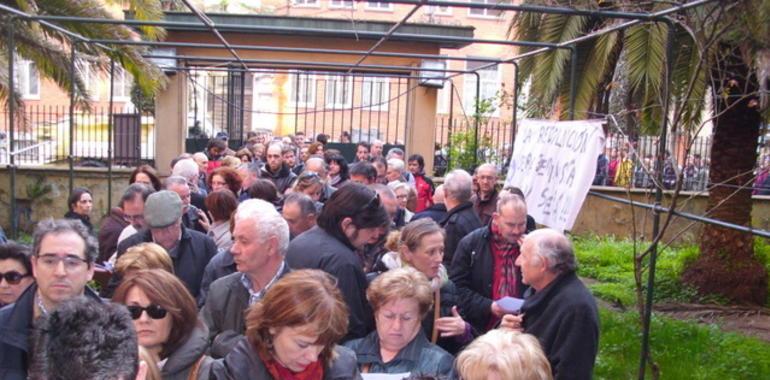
[123,214,145,223]
[0,271,29,285]
[126,304,168,320]
[36,254,89,271]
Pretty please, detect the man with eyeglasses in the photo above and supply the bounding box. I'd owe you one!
[287,183,391,342]
[98,183,154,264]
[472,163,501,226]
[0,219,101,380]
[449,193,535,336]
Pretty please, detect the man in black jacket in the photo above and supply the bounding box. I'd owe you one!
[0,219,102,380]
[201,199,291,358]
[261,143,297,194]
[440,169,482,266]
[449,193,532,334]
[286,183,390,341]
[116,191,217,299]
[501,229,599,380]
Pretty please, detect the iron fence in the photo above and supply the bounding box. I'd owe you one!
[1,105,155,166]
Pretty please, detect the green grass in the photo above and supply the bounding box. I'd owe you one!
[575,236,770,378]
[596,309,770,379]
[572,235,770,308]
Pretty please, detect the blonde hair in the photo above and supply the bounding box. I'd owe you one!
[115,243,173,275]
[396,219,444,265]
[367,267,433,318]
[137,346,161,380]
[220,155,242,168]
[456,330,552,380]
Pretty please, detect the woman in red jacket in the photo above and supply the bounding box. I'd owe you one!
[407,154,435,213]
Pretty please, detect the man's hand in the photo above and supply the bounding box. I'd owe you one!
[435,306,466,337]
[197,209,211,232]
[500,314,524,332]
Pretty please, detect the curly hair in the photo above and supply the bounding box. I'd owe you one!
[208,166,243,195]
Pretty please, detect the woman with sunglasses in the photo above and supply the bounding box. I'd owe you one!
[113,269,212,380]
[0,243,34,307]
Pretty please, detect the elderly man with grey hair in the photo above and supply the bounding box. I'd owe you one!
[172,158,208,211]
[304,156,336,202]
[115,191,217,299]
[165,175,208,234]
[440,169,482,266]
[200,199,291,358]
[472,163,500,225]
[500,229,599,380]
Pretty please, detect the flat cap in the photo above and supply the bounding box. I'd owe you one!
[144,190,183,228]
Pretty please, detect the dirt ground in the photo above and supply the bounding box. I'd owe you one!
[654,303,770,342]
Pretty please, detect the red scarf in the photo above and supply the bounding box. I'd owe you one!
[258,350,325,380]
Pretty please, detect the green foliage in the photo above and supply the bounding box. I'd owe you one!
[573,236,770,308]
[447,96,498,172]
[596,309,770,379]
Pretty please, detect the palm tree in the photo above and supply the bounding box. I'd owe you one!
[0,0,167,111]
[510,0,769,305]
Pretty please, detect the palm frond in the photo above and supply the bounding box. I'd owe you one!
[570,30,621,119]
[528,14,588,116]
[624,23,667,98]
[104,0,166,40]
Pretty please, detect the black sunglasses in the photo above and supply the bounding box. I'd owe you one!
[0,271,29,285]
[354,192,381,215]
[126,304,168,320]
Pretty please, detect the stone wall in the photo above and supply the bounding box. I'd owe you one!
[0,166,133,234]
[568,187,770,243]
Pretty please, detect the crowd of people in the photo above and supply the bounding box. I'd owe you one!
[0,131,599,380]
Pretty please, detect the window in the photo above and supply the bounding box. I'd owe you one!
[77,60,99,100]
[362,77,390,111]
[325,75,353,108]
[114,67,133,100]
[366,1,393,10]
[469,0,506,17]
[330,0,353,8]
[292,0,318,6]
[463,59,501,116]
[289,72,316,107]
[15,59,40,99]
[425,5,451,16]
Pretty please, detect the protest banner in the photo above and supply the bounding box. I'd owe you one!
[504,119,605,231]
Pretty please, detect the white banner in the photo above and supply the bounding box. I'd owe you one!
[504,119,605,232]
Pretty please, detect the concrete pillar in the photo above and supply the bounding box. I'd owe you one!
[154,72,188,176]
[405,78,437,174]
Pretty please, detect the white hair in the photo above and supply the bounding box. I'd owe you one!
[234,199,290,256]
[388,181,409,194]
[444,169,473,202]
[172,159,199,181]
[387,158,405,173]
[525,229,577,274]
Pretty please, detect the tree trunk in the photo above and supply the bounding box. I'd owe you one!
[682,46,768,305]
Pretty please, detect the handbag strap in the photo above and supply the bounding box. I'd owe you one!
[187,355,205,380]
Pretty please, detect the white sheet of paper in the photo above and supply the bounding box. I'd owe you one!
[362,373,411,380]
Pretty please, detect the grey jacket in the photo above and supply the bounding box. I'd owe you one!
[200,264,291,358]
[161,321,214,380]
[344,330,455,378]
[210,338,362,380]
